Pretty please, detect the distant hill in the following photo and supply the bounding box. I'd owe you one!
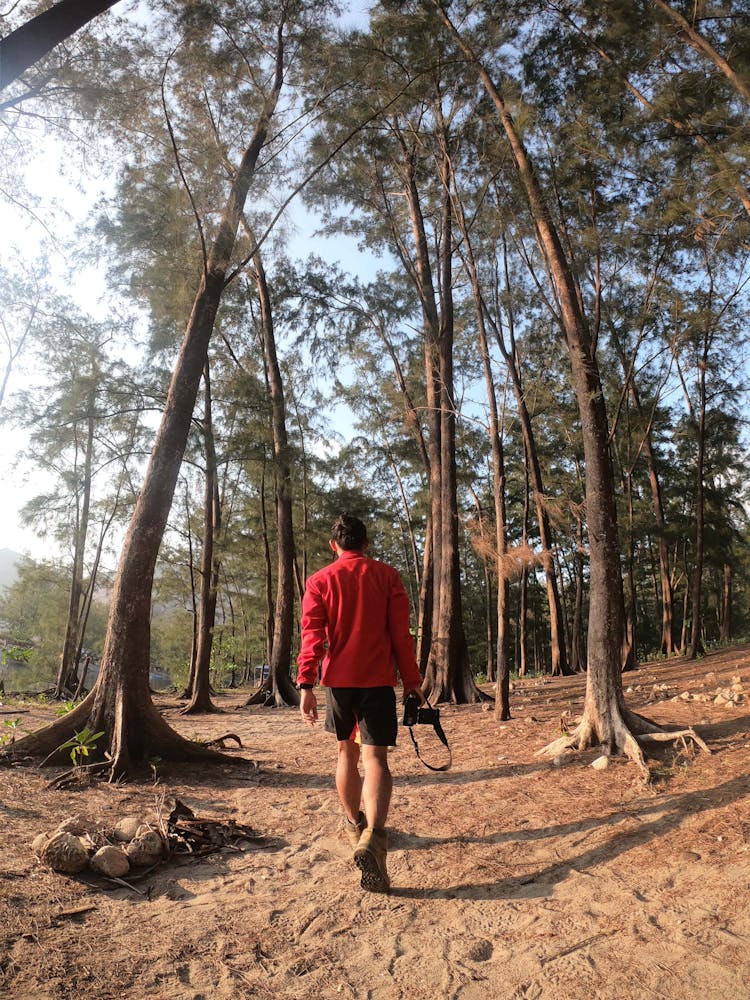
[0,549,20,591]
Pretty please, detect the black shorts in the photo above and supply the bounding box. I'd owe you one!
[324,686,397,747]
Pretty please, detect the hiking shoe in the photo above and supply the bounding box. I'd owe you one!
[354,827,390,893]
[344,810,366,850]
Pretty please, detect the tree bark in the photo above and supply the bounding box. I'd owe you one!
[56,395,95,698]
[246,253,299,708]
[0,0,121,91]
[183,364,221,714]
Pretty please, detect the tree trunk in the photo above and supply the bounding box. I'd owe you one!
[4,21,287,775]
[0,0,121,91]
[183,364,221,714]
[56,399,95,698]
[452,182,509,713]
[720,563,732,643]
[518,461,531,678]
[652,0,750,104]
[419,150,484,703]
[688,331,709,660]
[246,254,299,708]
[259,456,275,667]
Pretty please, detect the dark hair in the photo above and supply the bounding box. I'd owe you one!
[331,512,368,551]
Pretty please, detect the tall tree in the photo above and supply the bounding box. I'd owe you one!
[4,0,317,775]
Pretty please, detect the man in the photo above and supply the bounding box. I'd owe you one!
[297,513,424,893]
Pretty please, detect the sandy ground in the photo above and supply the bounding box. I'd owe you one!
[1,646,749,1000]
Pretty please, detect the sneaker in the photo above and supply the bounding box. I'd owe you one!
[354,827,390,893]
[344,810,366,849]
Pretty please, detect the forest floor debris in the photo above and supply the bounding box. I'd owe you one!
[1,645,749,999]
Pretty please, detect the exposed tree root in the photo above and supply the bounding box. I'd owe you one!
[0,688,236,780]
[179,701,224,716]
[537,706,710,781]
[200,733,243,749]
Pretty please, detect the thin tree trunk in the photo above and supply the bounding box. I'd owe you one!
[246,253,298,708]
[56,399,95,698]
[183,364,221,714]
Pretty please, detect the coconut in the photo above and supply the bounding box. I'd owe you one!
[40,832,89,874]
[31,832,51,858]
[112,816,142,842]
[90,845,130,878]
[125,828,164,867]
[55,814,91,837]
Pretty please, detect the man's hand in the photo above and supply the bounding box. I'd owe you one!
[402,685,427,706]
[300,688,318,726]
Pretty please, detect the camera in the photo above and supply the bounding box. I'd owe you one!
[402,692,439,727]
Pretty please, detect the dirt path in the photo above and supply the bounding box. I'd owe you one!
[1,646,749,999]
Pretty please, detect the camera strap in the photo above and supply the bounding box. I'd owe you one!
[407,701,452,772]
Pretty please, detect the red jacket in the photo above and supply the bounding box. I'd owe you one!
[296,550,421,690]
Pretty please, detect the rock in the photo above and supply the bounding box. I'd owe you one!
[31,832,51,858]
[113,816,143,842]
[591,755,609,770]
[125,828,164,867]
[55,815,91,836]
[90,845,130,878]
[40,832,89,874]
[552,754,568,767]
[680,691,692,701]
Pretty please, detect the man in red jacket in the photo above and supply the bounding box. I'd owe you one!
[297,513,424,893]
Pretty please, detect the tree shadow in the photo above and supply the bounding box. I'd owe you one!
[390,772,750,900]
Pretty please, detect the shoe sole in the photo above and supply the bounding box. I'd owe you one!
[354,850,390,893]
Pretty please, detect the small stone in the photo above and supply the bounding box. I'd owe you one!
[113,816,143,842]
[125,828,164,867]
[467,939,493,962]
[552,754,567,767]
[591,755,609,770]
[90,845,130,878]
[31,832,51,857]
[41,832,89,874]
[680,691,692,701]
[55,815,91,836]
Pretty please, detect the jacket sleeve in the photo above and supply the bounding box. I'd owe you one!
[296,578,327,687]
[386,568,422,689]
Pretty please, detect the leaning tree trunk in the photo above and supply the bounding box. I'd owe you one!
[0,0,121,91]
[3,27,286,776]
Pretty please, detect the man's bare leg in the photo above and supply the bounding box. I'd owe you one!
[361,745,392,829]
[336,739,362,823]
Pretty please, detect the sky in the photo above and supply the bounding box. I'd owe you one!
[0,0,375,562]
